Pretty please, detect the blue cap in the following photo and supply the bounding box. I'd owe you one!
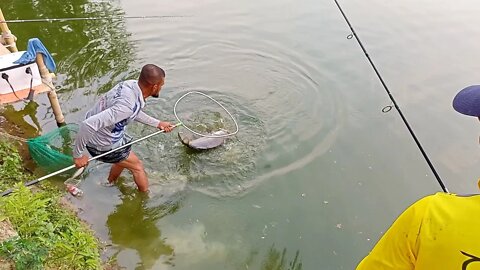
[453,85,480,117]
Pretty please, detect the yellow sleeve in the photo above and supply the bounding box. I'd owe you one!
[356,195,433,270]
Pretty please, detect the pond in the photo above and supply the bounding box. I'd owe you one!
[2,0,480,269]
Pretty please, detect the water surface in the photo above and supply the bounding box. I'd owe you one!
[3,0,480,269]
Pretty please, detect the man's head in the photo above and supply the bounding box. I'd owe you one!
[453,85,480,121]
[138,64,166,99]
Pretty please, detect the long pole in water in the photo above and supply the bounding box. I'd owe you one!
[0,123,181,197]
[0,15,189,24]
[332,0,449,193]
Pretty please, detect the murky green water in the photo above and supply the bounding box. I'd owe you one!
[3,0,480,269]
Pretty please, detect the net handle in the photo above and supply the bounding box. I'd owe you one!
[173,91,239,138]
[1,123,182,197]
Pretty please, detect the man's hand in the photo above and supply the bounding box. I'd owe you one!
[74,155,89,168]
[158,121,175,132]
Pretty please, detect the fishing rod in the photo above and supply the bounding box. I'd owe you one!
[332,0,449,193]
[0,123,182,197]
[0,15,190,24]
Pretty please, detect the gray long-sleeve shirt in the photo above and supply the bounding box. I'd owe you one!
[73,80,161,158]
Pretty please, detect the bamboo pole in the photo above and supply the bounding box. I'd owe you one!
[0,8,18,52]
[36,54,66,126]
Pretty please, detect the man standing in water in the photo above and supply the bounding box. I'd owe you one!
[356,85,480,269]
[73,64,174,192]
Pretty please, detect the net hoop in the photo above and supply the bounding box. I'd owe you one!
[173,91,239,138]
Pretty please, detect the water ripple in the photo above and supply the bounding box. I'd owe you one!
[128,36,344,198]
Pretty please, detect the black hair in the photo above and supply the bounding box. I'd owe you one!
[138,64,165,86]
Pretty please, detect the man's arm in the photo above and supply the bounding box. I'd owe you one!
[135,110,161,128]
[356,195,432,270]
[135,111,174,132]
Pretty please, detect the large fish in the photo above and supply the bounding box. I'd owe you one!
[178,130,229,150]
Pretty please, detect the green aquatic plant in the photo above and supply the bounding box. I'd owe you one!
[0,141,102,269]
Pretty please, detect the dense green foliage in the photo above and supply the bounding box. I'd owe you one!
[0,141,28,191]
[0,237,48,270]
[0,141,102,269]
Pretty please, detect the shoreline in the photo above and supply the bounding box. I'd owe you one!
[0,114,117,269]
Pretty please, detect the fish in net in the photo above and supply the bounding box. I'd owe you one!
[174,91,239,150]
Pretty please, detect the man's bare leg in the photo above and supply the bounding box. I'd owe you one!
[108,163,124,184]
[108,151,149,192]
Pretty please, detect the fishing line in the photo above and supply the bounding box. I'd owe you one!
[0,15,189,24]
[333,0,449,193]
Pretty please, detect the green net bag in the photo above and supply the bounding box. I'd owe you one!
[27,124,79,172]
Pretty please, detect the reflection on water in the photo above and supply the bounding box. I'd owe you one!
[0,101,41,171]
[2,0,136,121]
[1,101,41,137]
[261,245,302,270]
[107,182,179,269]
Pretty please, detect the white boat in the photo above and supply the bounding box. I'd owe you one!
[0,7,65,126]
[0,49,50,104]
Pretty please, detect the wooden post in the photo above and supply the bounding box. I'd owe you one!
[36,54,66,127]
[0,8,18,52]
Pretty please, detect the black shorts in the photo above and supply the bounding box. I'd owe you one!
[86,137,132,164]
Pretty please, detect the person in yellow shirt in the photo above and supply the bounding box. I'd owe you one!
[356,85,480,270]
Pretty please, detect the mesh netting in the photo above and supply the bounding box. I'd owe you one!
[173,91,238,138]
[27,124,78,172]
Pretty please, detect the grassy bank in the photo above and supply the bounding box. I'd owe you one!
[0,141,102,269]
